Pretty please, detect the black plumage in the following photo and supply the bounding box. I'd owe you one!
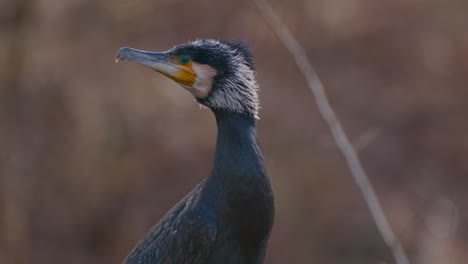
[116,40,274,264]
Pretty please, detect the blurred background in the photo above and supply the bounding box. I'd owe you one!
[1,0,468,263]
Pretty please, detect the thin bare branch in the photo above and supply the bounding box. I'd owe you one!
[253,1,410,263]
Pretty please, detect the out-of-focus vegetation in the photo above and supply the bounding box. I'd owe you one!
[1,0,467,263]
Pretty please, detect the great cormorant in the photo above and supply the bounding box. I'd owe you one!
[115,40,274,264]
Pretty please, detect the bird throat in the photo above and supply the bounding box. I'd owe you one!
[208,111,266,190]
[207,111,274,260]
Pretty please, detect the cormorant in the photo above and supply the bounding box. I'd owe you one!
[115,40,274,264]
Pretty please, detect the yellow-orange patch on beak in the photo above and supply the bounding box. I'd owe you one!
[164,64,197,87]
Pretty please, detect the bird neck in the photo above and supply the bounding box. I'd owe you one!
[208,111,267,189]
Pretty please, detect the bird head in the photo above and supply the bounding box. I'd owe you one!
[116,40,259,119]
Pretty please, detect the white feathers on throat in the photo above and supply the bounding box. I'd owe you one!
[191,40,260,119]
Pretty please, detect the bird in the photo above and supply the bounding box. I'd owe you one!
[115,39,274,264]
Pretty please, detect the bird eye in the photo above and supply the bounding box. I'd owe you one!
[180,55,190,65]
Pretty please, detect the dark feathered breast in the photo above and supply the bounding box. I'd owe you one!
[123,181,217,264]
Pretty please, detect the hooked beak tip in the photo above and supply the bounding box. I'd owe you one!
[114,47,170,67]
[115,47,131,63]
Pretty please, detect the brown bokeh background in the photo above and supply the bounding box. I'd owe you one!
[1,0,468,263]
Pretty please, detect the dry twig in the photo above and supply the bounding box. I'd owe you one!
[253,1,410,263]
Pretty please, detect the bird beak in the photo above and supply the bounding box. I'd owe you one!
[115,47,196,87]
